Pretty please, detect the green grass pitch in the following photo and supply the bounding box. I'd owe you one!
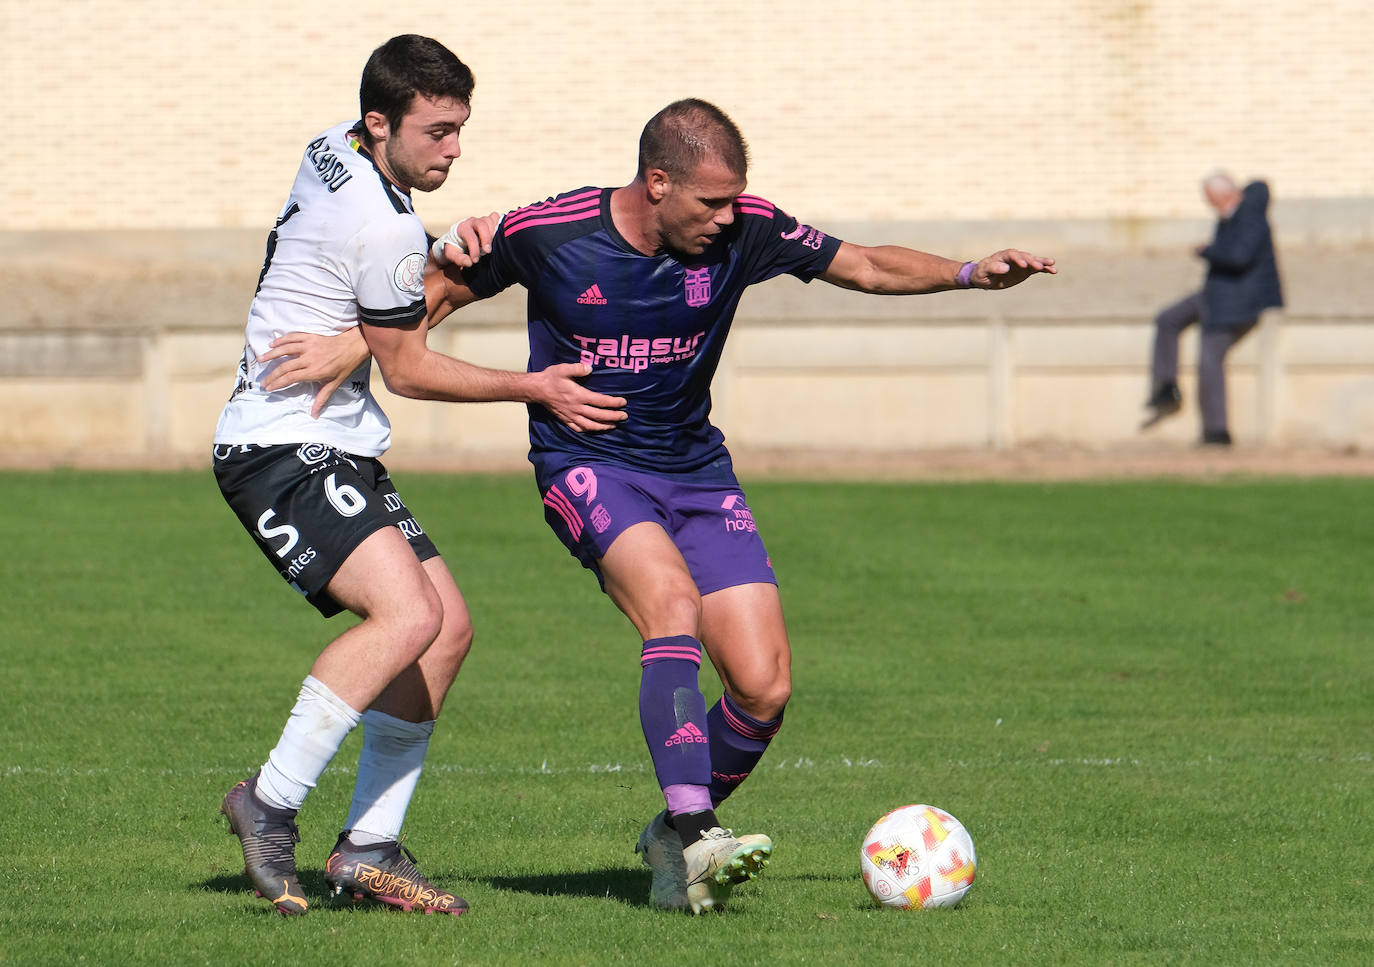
[0,469,1369,965]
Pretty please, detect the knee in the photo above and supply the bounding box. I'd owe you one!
[381,589,445,664]
[730,669,791,722]
[429,611,474,671]
[641,586,703,640]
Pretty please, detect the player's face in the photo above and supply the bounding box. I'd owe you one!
[656,157,746,255]
[376,94,469,193]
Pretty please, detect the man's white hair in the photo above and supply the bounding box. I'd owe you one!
[1202,170,1238,194]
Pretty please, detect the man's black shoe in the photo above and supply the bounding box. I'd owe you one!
[1141,381,1183,429]
[1145,381,1182,413]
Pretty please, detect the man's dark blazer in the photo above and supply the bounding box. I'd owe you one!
[1200,180,1284,329]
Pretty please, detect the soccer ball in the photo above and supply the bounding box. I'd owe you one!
[860,804,977,910]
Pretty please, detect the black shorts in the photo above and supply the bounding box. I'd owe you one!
[212,443,439,617]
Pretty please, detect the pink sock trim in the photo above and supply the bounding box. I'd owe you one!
[663,783,712,815]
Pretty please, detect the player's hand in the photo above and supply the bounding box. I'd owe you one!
[972,249,1057,289]
[430,212,501,268]
[532,363,627,432]
[260,328,372,418]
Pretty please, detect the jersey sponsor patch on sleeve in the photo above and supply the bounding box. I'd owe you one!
[393,252,427,297]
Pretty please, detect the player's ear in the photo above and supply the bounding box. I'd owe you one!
[363,111,391,145]
[645,168,671,201]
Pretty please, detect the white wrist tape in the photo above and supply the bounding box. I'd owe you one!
[430,223,469,262]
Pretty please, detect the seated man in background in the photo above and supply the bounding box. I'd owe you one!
[1144,171,1284,445]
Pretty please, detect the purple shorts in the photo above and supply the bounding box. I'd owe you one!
[536,462,776,594]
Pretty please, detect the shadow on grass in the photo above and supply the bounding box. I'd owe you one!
[201,867,650,909]
[200,871,372,914]
[485,867,648,906]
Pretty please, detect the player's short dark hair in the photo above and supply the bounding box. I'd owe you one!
[638,98,749,181]
[358,35,474,146]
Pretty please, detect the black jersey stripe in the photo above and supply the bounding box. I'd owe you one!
[347,126,414,216]
[360,298,426,328]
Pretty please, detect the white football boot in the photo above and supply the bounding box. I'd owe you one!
[681,826,772,915]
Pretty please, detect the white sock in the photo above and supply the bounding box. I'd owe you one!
[343,710,435,844]
[256,675,362,811]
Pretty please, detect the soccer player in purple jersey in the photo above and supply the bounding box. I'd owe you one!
[280,98,1054,914]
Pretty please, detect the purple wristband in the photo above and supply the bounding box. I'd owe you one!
[956,261,977,288]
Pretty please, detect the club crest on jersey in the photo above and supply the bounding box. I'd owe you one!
[393,252,426,296]
[684,266,711,307]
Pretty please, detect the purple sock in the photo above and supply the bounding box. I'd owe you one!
[639,636,711,800]
[708,691,784,805]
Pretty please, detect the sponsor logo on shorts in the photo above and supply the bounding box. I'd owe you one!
[212,443,257,461]
[721,495,757,533]
[295,444,358,473]
[279,546,318,580]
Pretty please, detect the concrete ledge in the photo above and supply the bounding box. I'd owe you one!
[4,227,1372,465]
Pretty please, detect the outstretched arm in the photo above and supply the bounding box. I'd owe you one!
[820,242,1056,294]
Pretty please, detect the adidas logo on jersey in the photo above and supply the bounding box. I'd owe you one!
[576,284,608,305]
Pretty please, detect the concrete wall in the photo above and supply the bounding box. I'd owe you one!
[2,230,1371,468]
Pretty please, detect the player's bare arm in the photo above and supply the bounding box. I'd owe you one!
[360,319,626,432]
[261,214,497,389]
[260,224,490,413]
[260,300,626,429]
[261,212,625,428]
[820,242,1056,294]
[257,272,504,418]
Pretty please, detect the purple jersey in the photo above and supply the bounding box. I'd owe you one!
[461,188,842,481]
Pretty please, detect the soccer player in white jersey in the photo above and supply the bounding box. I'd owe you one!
[212,34,624,917]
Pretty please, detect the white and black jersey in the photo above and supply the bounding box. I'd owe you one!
[214,121,429,457]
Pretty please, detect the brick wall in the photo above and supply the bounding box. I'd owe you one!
[5,0,1371,232]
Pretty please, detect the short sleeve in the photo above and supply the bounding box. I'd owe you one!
[347,214,429,328]
[736,197,844,285]
[460,213,523,300]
